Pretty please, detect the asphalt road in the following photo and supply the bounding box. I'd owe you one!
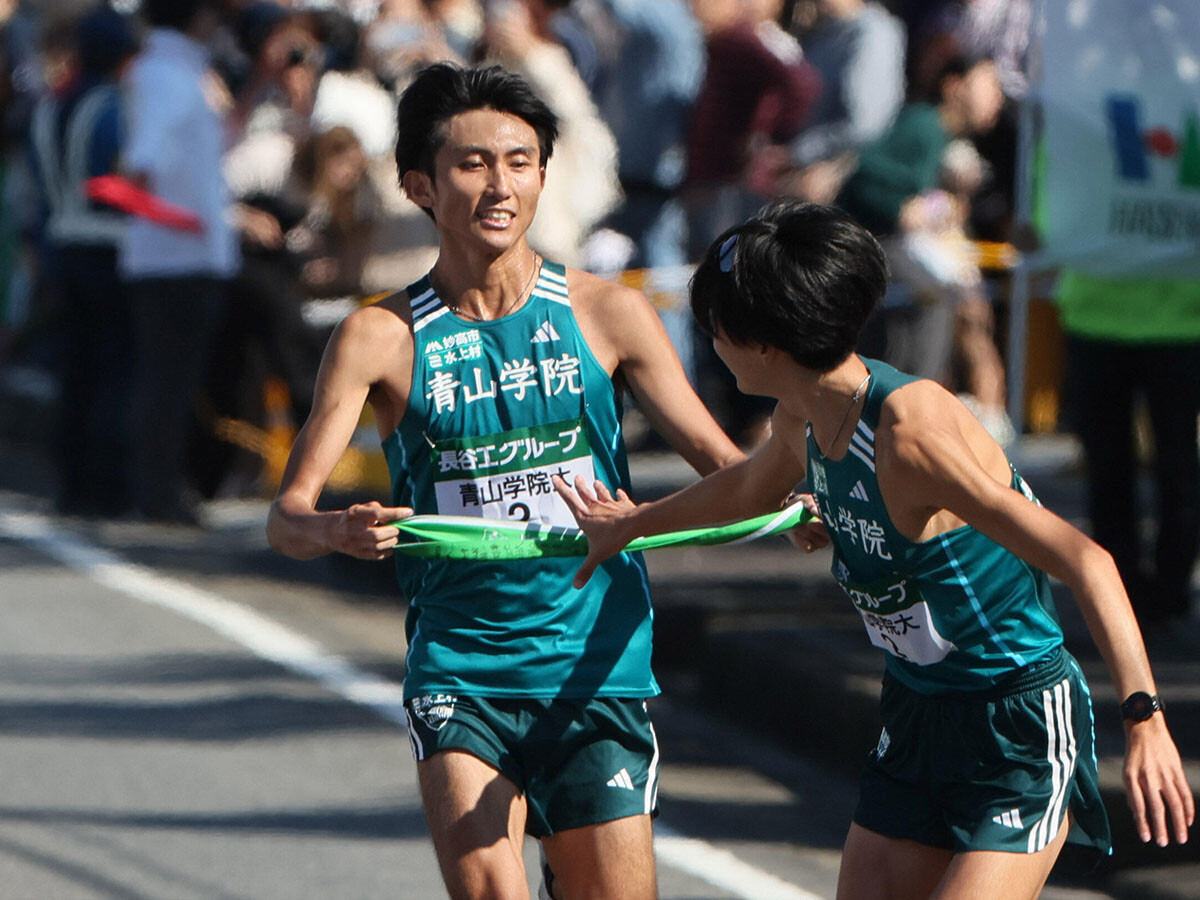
[0,491,1115,900]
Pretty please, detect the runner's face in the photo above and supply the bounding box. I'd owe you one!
[423,109,545,254]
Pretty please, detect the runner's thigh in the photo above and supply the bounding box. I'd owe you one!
[836,823,952,900]
[417,750,530,900]
[541,813,655,900]
[932,815,1069,900]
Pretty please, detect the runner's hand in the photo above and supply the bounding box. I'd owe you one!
[552,475,636,588]
[1124,715,1195,845]
[330,502,412,561]
[784,492,829,553]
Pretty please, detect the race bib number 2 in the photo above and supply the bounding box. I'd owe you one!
[430,417,595,527]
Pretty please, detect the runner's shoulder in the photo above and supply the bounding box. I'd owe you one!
[878,379,985,472]
[563,267,660,328]
[879,378,956,432]
[330,292,413,361]
[342,291,412,335]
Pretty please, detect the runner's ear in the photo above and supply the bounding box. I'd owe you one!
[401,169,434,212]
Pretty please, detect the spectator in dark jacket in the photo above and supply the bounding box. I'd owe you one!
[29,3,138,516]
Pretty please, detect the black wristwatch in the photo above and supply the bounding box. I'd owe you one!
[1120,691,1163,722]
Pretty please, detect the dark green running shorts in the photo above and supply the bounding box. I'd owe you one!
[854,648,1111,860]
[404,694,659,838]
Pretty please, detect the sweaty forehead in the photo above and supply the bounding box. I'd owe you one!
[438,108,540,156]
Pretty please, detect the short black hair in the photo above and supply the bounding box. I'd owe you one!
[690,200,887,373]
[140,0,216,31]
[394,63,559,180]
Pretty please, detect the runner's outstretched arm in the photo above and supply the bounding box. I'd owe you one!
[554,414,814,587]
[268,306,413,561]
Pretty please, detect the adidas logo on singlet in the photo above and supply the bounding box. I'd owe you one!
[992,809,1024,829]
[606,768,635,790]
[849,480,869,502]
[531,320,561,344]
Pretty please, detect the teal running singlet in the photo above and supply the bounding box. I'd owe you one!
[383,262,658,700]
[806,359,1063,693]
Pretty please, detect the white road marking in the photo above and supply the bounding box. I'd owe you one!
[0,508,409,727]
[655,825,824,900]
[0,506,827,900]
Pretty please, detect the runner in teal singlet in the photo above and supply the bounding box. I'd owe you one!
[390,259,656,701]
[554,201,1194,900]
[267,64,744,900]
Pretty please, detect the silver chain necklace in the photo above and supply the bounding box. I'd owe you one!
[443,253,542,322]
[826,372,872,454]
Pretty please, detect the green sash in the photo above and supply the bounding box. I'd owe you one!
[390,504,814,560]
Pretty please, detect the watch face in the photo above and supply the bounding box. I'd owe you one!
[1122,691,1160,721]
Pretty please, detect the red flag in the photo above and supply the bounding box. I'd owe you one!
[85,175,205,233]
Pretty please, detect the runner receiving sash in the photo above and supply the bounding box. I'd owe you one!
[267,64,758,900]
[554,201,1194,900]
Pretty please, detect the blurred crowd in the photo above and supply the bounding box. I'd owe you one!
[0,0,1029,523]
